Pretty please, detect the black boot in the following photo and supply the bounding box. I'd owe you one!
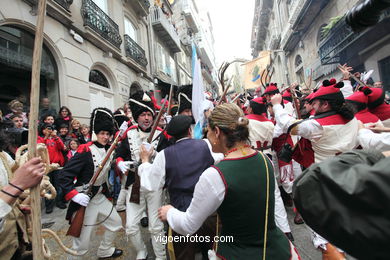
[56,201,67,209]
[279,187,293,207]
[140,216,148,227]
[98,248,123,259]
[45,198,54,214]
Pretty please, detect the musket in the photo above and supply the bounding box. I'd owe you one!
[279,83,299,95]
[147,95,168,144]
[167,85,174,116]
[66,122,128,237]
[231,92,243,104]
[128,93,170,204]
[290,85,302,119]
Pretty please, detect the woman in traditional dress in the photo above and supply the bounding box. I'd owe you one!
[158,103,299,260]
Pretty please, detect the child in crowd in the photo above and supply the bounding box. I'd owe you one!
[5,99,28,127]
[70,119,82,139]
[37,123,66,213]
[55,106,72,129]
[42,114,55,125]
[79,124,91,144]
[58,123,71,145]
[67,138,80,161]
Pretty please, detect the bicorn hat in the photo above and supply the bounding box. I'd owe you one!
[129,90,155,122]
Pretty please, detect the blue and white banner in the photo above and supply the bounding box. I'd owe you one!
[191,43,206,139]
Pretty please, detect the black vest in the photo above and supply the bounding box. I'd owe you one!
[164,139,214,211]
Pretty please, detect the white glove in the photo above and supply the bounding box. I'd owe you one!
[166,115,172,124]
[71,193,90,207]
[117,161,132,174]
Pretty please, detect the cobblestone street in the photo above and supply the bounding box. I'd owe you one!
[42,203,327,260]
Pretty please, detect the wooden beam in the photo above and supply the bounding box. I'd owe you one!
[27,0,47,259]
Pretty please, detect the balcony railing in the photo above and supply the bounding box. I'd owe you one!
[319,9,390,65]
[319,17,358,65]
[151,6,181,53]
[182,0,199,33]
[81,0,122,49]
[53,0,72,10]
[124,35,148,68]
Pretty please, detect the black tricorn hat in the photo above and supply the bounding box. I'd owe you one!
[129,90,155,122]
[177,84,192,114]
[166,115,193,138]
[89,107,116,140]
[113,109,129,128]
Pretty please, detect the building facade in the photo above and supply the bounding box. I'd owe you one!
[0,0,218,123]
[251,0,390,91]
[172,0,219,97]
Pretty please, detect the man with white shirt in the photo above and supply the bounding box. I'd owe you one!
[358,122,390,151]
[115,91,165,260]
[59,108,123,260]
[271,78,359,259]
[245,96,294,241]
[138,115,223,260]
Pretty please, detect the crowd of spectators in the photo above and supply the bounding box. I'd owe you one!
[0,97,156,214]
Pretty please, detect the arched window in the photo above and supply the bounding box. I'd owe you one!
[125,17,137,42]
[0,25,59,113]
[295,55,303,68]
[89,70,109,88]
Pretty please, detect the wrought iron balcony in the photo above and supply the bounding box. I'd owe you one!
[81,0,122,49]
[319,9,390,65]
[53,0,72,10]
[151,6,181,53]
[319,17,358,65]
[124,35,148,68]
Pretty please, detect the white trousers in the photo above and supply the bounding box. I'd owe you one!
[116,189,128,212]
[68,193,122,259]
[126,185,166,260]
[274,178,291,233]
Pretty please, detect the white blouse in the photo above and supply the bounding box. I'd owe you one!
[0,152,15,231]
[166,166,225,235]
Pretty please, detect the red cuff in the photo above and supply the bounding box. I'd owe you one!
[116,157,124,164]
[65,189,79,201]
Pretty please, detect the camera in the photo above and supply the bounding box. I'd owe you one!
[346,0,390,32]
